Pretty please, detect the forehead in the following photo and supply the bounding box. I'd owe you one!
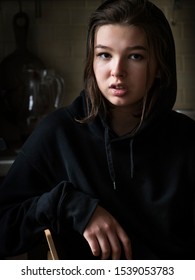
[94,24,148,48]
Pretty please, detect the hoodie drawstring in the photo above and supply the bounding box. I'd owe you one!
[105,127,116,190]
[104,127,135,190]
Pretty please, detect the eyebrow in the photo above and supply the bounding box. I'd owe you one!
[94,44,147,51]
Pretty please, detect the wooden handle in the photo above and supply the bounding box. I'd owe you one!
[44,229,59,260]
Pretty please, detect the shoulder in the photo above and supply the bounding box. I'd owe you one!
[21,94,86,149]
[169,110,195,132]
[165,110,195,145]
[34,93,86,132]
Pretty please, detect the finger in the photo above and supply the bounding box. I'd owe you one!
[107,231,121,260]
[122,237,132,259]
[84,234,101,257]
[97,233,111,259]
[116,227,132,260]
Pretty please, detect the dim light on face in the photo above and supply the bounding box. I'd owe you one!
[93,24,158,112]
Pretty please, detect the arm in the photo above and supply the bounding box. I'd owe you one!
[0,153,98,258]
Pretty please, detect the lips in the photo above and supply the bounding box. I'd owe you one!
[109,83,127,96]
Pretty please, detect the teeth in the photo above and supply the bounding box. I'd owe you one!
[116,86,124,89]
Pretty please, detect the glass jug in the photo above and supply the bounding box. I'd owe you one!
[24,68,64,132]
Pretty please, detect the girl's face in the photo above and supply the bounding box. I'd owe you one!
[93,24,158,111]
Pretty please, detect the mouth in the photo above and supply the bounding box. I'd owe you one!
[109,83,127,96]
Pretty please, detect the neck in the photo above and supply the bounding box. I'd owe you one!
[110,106,140,136]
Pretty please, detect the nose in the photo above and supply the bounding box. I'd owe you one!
[111,58,127,78]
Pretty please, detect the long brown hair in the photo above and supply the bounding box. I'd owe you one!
[82,0,177,122]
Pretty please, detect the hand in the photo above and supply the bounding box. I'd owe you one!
[83,205,132,260]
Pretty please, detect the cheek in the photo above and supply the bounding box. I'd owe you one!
[131,67,147,86]
[93,62,108,83]
[132,65,156,91]
[94,58,110,73]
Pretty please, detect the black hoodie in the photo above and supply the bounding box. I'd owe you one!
[0,90,195,260]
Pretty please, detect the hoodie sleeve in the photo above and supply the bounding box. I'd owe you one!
[0,152,99,258]
[36,180,99,235]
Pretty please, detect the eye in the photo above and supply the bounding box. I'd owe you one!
[97,52,111,60]
[129,54,143,61]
